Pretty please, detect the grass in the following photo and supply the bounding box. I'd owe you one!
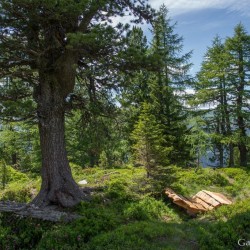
[0,165,249,249]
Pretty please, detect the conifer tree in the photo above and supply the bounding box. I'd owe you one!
[185,118,211,168]
[149,5,192,165]
[225,24,250,167]
[194,36,234,167]
[131,102,171,178]
[0,0,154,207]
[193,24,250,168]
[119,27,151,133]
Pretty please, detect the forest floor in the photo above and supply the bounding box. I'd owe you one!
[0,165,249,249]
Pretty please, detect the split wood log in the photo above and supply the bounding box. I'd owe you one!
[165,188,232,215]
[0,201,81,222]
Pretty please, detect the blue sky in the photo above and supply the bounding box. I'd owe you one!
[148,0,250,75]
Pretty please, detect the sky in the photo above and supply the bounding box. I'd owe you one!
[147,0,250,75]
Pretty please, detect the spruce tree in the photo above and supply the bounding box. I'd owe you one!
[131,102,171,178]
[149,5,192,165]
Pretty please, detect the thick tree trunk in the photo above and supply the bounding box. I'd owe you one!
[32,53,86,208]
[32,103,84,207]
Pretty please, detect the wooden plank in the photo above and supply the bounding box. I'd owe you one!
[193,191,220,207]
[203,190,232,205]
[192,197,213,210]
[165,188,232,215]
[165,189,206,214]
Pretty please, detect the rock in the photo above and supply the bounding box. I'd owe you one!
[78,180,88,185]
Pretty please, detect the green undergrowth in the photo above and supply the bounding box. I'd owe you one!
[170,167,250,199]
[0,166,40,202]
[71,163,145,187]
[0,165,249,249]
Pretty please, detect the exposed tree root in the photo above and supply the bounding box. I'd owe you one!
[0,187,100,222]
[0,201,82,222]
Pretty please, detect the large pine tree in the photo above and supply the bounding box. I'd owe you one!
[0,0,154,207]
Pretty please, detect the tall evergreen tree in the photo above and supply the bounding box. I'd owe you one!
[149,5,192,165]
[193,24,250,168]
[119,27,150,130]
[225,24,250,167]
[0,0,154,207]
[194,36,234,167]
[117,26,154,165]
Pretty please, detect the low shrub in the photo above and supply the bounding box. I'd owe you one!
[219,168,250,198]
[124,196,179,221]
[220,168,249,182]
[0,213,52,250]
[85,221,170,250]
[85,221,198,250]
[196,211,250,250]
[0,180,39,202]
[195,198,250,249]
[170,168,230,196]
[105,178,136,201]
[37,202,120,249]
[0,165,248,250]
[201,198,250,221]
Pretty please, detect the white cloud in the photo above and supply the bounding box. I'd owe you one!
[149,0,250,17]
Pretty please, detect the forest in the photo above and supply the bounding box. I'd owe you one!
[0,0,249,249]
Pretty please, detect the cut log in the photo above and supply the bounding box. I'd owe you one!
[165,188,232,215]
[0,201,81,222]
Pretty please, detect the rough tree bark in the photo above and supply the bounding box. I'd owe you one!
[32,52,86,208]
[0,0,153,209]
